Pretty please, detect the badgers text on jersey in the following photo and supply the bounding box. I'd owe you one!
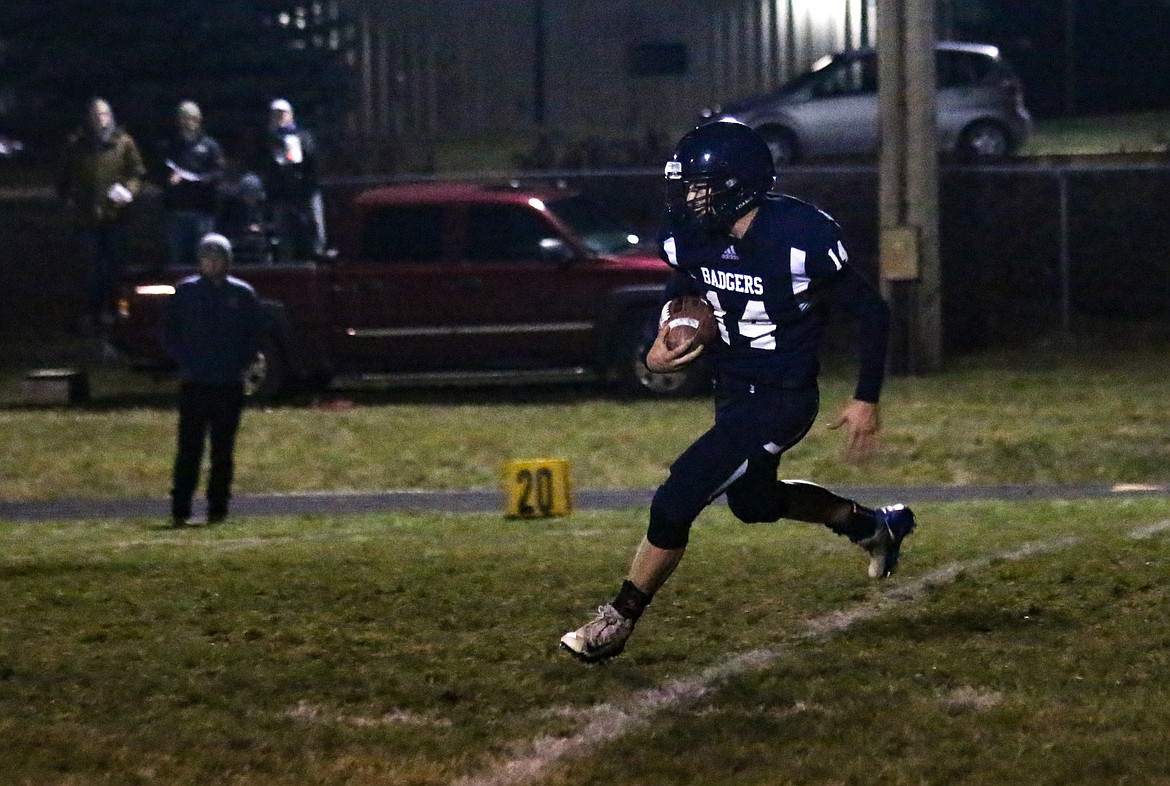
[700,267,764,296]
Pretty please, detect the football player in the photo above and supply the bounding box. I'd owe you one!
[560,120,916,663]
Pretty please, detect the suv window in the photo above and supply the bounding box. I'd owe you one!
[811,54,877,98]
[937,50,1001,88]
[811,50,1002,96]
[361,205,445,262]
[465,204,562,262]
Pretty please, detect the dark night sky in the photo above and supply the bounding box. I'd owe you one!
[966,0,1170,116]
[2,0,1169,145]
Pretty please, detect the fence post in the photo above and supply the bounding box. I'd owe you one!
[1057,169,1072,334]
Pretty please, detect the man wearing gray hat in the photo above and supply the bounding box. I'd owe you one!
[164,233,262,526]
[156,100,226,268]
[255,98,326,260]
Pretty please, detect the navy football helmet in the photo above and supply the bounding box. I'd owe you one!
[665,120,775,232]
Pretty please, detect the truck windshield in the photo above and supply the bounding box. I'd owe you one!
[546,194,642,255]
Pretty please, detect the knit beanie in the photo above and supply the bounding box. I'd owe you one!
[177,101,202,120]
[197,233,233,263]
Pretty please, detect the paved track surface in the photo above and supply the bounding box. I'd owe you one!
[2,482,1169,522]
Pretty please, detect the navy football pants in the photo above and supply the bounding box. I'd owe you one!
[171,382,245,520]
[647,384,821,550]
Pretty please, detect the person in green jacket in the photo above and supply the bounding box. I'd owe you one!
[58,97,147,331]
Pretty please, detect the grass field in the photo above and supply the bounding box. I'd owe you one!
[3,342,1170,502]
[2,344,1170,783]
[3,501,1170,785]
[1023,110,1170,156]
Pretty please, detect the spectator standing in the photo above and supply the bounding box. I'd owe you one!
[256,98,325,260]
[156,101,226,268]
[57,97,146,330]
[164,233,262,527]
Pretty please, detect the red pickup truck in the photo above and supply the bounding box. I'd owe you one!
[113,180,708,397]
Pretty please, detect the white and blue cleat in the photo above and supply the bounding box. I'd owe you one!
[861,504,916,578]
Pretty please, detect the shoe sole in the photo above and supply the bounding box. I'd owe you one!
[559,639,625,664]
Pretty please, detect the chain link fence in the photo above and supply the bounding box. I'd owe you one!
[3,160,1168,359]
[547,160,1170,351]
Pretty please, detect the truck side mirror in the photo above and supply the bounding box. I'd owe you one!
[538,237,574,264]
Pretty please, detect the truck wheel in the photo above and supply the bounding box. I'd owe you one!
[243,333,290,400]
[614,311,711,397]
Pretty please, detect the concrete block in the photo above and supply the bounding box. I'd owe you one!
[21,368,90,405]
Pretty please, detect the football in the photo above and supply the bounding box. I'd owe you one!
[662,295,718,351]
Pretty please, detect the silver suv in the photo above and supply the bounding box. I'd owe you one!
[701,41,1032,164]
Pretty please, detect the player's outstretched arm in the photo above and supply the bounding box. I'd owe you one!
[826,398,880,462]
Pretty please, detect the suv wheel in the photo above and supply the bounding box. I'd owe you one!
[956,120,1011,162]
[758,125,799,166]
[614,311,710,397]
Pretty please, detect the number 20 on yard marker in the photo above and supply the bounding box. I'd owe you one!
[503,459,572,518]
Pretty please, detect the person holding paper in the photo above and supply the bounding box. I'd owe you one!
[254,98,326,260]
[58,97,147,331]
[156,101,226,269]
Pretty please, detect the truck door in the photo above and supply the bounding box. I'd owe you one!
[447,201,601,370]
[328,203,456,372]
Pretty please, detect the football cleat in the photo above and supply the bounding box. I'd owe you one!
[559,604,636,663]
[860,504,916,578]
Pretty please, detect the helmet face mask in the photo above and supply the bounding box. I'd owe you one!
[665,121,775,233]
[668,174,742,230]
[684,180,717,222]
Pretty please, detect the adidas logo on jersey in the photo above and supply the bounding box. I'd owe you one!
[721,246,739,260]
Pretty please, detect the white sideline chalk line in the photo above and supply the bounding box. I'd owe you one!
[1128,518,1170,539]
[455,519,1170,786]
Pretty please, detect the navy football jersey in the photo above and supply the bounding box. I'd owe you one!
[658,193,888,400]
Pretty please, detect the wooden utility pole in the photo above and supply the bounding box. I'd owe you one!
[876,0,942,373]
[1064,0,1077,115]
[533,0,546,125]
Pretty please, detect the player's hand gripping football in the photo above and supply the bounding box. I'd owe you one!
[826,398,880,462]
[645,322,704,373]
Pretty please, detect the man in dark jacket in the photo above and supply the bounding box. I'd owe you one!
[164,233,262,526]
[156,101,226,268]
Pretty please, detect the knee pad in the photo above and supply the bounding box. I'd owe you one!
[647,484,696,550]
[726,492,785,524]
